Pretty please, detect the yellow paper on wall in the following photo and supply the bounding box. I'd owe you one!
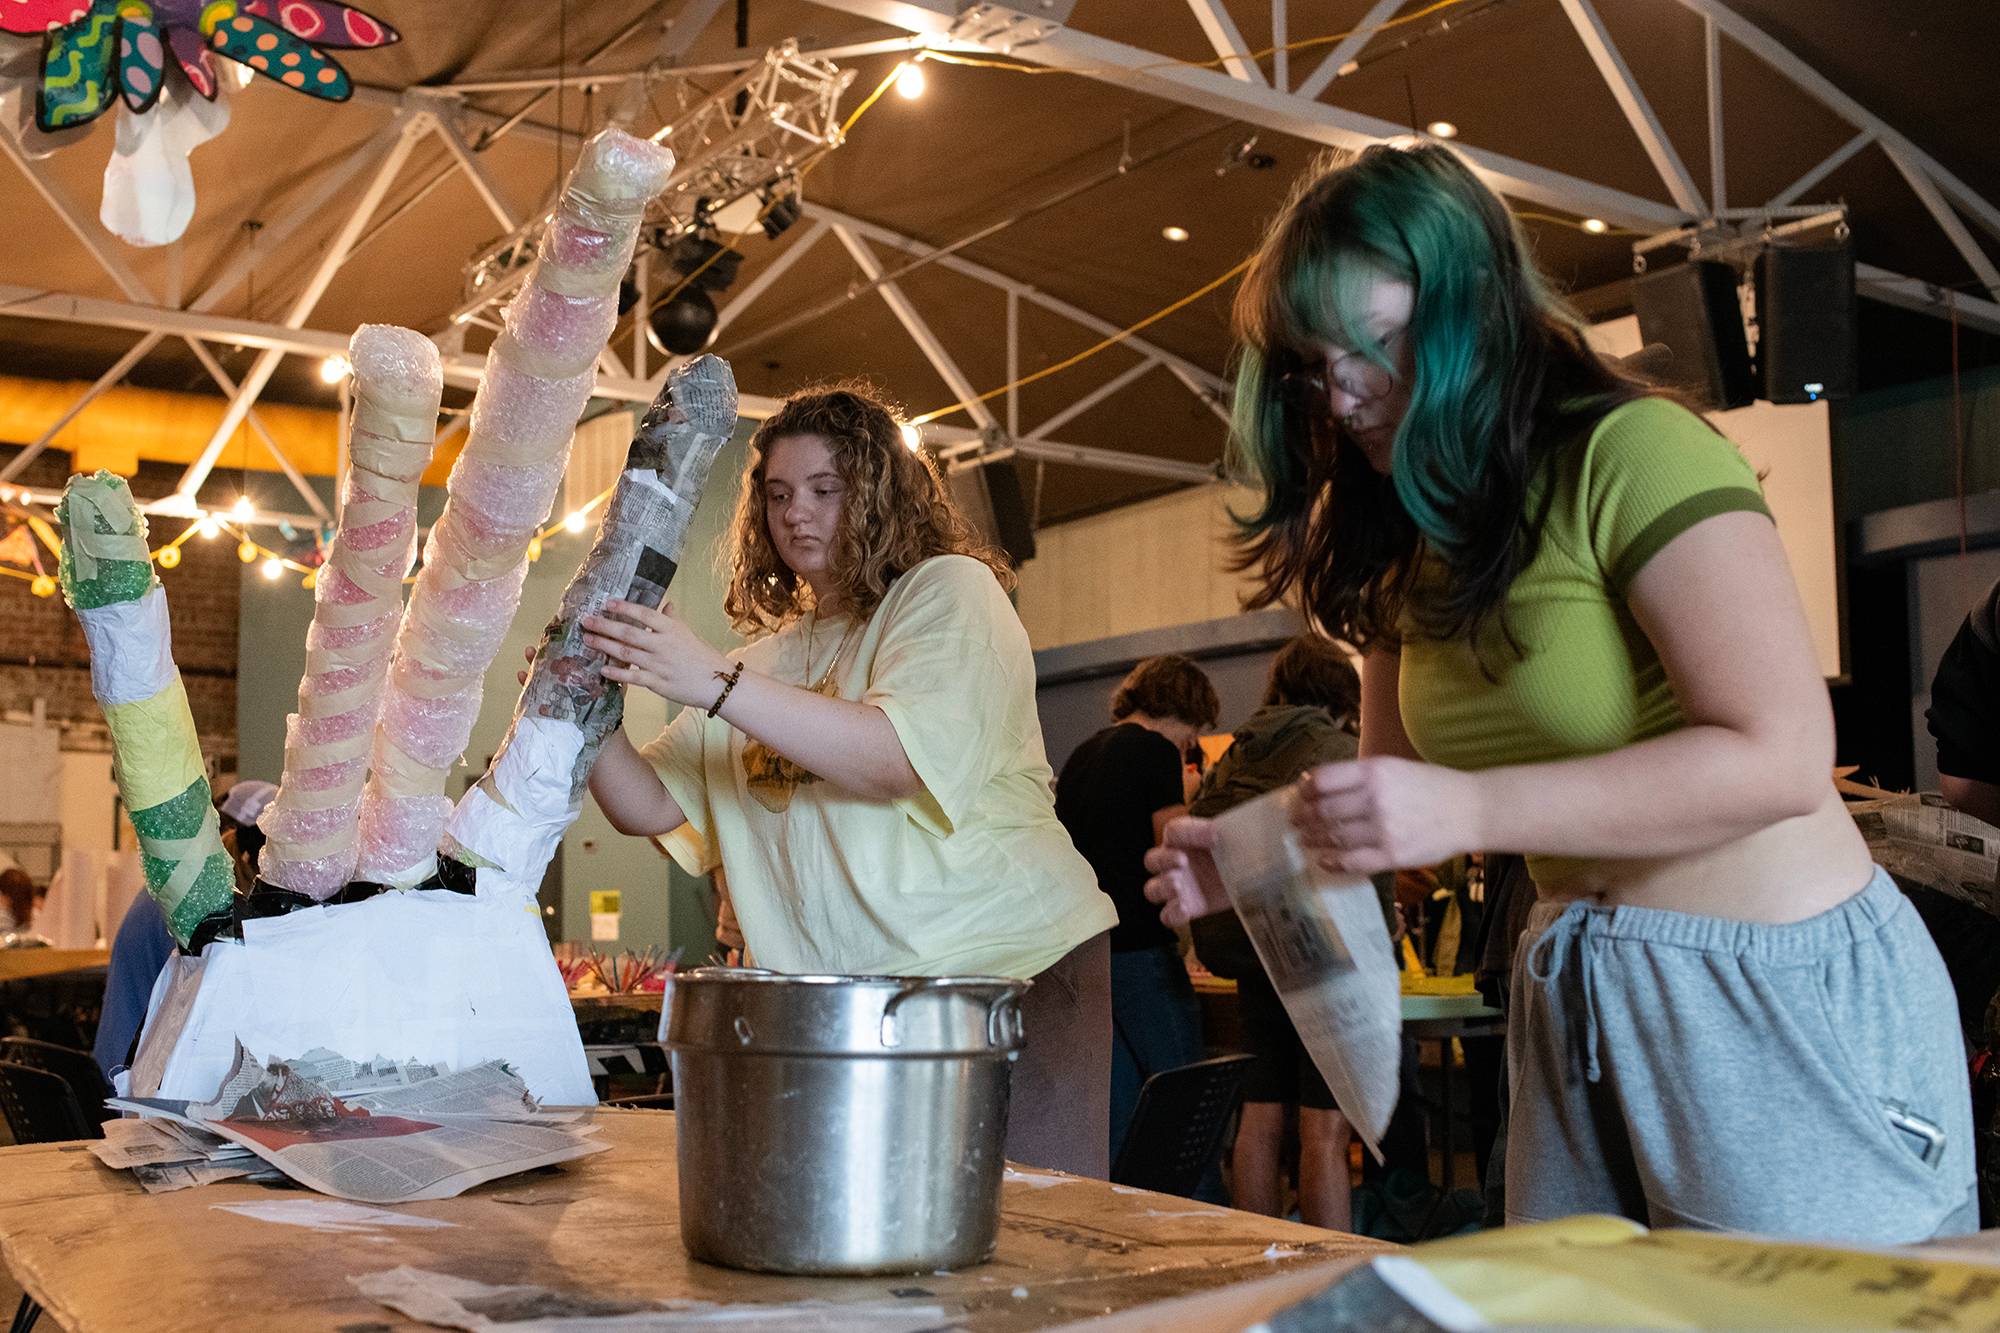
[1375,1215,2000,1330]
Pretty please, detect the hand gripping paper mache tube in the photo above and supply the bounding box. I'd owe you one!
[56,474,234,948]
[257,327,442,899]
[353,128,674,887]
[442,356,737,899]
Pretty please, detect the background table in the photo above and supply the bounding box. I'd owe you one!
[0,1109,1392,1332]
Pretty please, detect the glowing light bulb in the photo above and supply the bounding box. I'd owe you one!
[238,539,258,564]
[156,545,181,570]
[260,557,283,580]
[895,63,926,100]
[1161,225,1190,243]
[231,495,254,521]
[898,422,921,451]
[231,61,255,89]
[1426,120,1458,139]
[1582,217,1608,234]
[527,536,543,562]
[319,354,352,384]
[30,574,56,598]
[195,514,219,540]
[563,511,587,534]
[301,569,318,590]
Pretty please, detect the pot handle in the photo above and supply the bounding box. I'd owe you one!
[987,993,1025,1050]
[879,979,945,1048]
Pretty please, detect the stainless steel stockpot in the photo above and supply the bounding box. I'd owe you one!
[666,968,1029,1275]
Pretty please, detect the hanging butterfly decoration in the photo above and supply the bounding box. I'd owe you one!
[1,0,398,132]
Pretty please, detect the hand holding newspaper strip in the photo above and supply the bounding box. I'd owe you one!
[1209,787,1402,1159]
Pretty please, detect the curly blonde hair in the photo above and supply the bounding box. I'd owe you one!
[722,381,1014,634]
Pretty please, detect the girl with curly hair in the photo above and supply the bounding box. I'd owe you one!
[1144,142,1972,1240]
[586,382,1116,1175]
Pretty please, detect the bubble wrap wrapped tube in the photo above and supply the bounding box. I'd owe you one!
[57,472,234,948]
[442,356,738,901]
[353,128,674,887]
[257,327,442,899]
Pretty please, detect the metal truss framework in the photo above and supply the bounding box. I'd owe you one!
[810,0,2000,322]
[9,0,2000,539]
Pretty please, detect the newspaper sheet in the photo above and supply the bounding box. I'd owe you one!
[102,1043,604,1203]
[1849,792,2000,914]
[1210,788,1402,1160]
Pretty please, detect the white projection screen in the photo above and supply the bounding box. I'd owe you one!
[1590,316,1843,679]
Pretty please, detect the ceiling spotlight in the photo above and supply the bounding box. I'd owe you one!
[319,354,351,384]
[647,286,719,357]
[895,63,926,100]
[195,514,219,540]
[260,556,284,580]
[1162,225,1190,243]
[898,423,922,451]
[1426,120,1458,139]
[760,188,802,240]
[564,511,587,534]
[231,495,254,521]
[1582,217,1609,234]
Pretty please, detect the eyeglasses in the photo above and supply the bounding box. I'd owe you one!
[1277,330,1404,414]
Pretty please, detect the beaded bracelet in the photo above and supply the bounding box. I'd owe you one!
[708,660,746,717]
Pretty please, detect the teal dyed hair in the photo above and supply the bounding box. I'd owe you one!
[1229,143,1651,654]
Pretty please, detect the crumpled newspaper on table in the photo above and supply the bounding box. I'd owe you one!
[1210,787,1402,1160]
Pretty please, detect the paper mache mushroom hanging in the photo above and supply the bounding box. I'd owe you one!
[1,0,396,243]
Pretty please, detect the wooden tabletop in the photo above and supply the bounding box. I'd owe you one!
[0,948,108,983]
[0,1109,1390,1332]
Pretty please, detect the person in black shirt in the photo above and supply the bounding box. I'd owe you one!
[1929,577,2000,826]
[1055,654,1219,1164]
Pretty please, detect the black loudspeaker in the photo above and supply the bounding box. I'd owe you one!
[1756,242,1856,403]
[1632,259,1756,410]
[947,459,1037,567]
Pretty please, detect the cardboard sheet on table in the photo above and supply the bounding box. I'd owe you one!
[133,890,593,1105]
[1370,1215,2000,1331]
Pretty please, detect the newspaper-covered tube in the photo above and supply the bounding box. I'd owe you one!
[353,127,674,888]
[258,325,441,899]
[442,355,738,900]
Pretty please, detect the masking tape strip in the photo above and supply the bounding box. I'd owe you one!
[63,480,151,584]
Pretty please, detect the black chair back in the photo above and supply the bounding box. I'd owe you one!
[0,1060,98,1145]
[1111,1053,1256,1197]
[0,1038,113,1126]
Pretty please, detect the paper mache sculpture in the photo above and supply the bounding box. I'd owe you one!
[52,128,747,1106]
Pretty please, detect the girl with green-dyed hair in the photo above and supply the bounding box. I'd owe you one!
[1146,142,1975,1243]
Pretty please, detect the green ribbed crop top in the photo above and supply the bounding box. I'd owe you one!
[1399,397,1771,790]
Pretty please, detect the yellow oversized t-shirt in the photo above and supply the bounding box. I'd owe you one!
[640,554,1115,979]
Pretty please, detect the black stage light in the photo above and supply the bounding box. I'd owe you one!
[761,191,802,240]
[618,271,642,316]
[648,286,719,356]
[669,232,742,291]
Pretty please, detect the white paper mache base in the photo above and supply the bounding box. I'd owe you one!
[127,889,594,1105]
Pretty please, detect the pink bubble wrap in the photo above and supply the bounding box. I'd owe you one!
[355,131,669,887]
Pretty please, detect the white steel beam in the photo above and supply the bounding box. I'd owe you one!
[186,114,416,316]
[1005,290,1020,438]
[184,338,333,521]
[425,103,520,231]
[809,0,1687,230]
[1009,437,1217,485]
[1293,0,1402,101]
[1669,0,2000,246]
[716,219,830,333]
[1557,0,1705,214]
[1271,0,1288,92]
[178,109,431,500]
[0,332,165,483]
[831,223,1001,431]
[1185,0,1267,85]
[1767,129,1870,209]
[1026,358,1158,440]
[0,128,154,304]
[802,204,1230,398]
[1855,265,2000,338]
[1886,149,2000,302]
[1704,16,1724,213]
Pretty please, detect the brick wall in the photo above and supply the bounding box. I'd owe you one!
[1,451,240,763]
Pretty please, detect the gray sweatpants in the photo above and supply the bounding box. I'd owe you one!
[1506,867,1977,1242]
